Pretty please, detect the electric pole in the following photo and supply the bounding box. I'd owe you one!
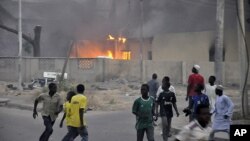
[18,0,23,91]
[59,41,74,89]
[215,0,225,85]
[140,0,144,83]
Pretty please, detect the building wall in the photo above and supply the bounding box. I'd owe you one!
[152,31,238,62]
[127,38,153,60]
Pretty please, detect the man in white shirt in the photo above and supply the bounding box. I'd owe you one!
[204,76,216,121]
[175,104,212,141]
[209,85,234,141]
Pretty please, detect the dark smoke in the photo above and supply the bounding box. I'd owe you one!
[0,0,238,57]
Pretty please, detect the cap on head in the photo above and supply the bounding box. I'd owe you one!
[216,85,223,91]
[193,64,200,71]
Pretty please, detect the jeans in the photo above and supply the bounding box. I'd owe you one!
[188,96,193,122]
[61,126,79,141]
[161,117,172,141]
[62,126,88,141]
[137,127,154,141]
[39,116,55,141]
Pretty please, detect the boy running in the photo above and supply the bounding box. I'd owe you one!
[60,91,78,141]
[64,84,88,141]
[33,83,63,141]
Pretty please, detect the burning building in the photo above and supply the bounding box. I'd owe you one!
[70,35,132,60]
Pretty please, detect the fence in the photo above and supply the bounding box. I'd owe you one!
[0,57,242,86]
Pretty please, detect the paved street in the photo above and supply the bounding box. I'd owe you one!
[0,107,174,141]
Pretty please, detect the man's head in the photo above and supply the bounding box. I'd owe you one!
[141,84,149,97]
[163,76,170,82]
[152,73,157,80]
[77,84,85,94]
[48,83,57,94]
[162,76,170,86]
[192,64,200,73]
[208,75,216,85]
[66,91,76,102]
[196,104,211,127]
[162,81,170,91]
[195,84,204,93]
[215,85,223,96]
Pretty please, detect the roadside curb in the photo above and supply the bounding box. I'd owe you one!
[4,102,34,111]
[0,98,10,105]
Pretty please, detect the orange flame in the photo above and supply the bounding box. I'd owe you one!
[107,34,115,40]
[107,50,113,59]
[122,51,131,60]
[70,35,129,60]
[118,37,126,43]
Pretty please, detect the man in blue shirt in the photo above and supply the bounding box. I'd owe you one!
[147,73,159,100]
[189,84,209,121]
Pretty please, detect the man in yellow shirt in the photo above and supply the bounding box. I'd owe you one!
[64,84,88,141]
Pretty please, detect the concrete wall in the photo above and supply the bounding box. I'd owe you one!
[144,60,183,84]
[0,57,18,81]
[103,59,142,82]
[0,57,244,86]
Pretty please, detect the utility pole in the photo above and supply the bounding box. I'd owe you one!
[237,0,249,117]
[59,41,74,89]
[139,0,144,83]
[215,0,225,85]
[18,0,23,91]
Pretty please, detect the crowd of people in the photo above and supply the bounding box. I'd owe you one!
[134,64,234,141]
[32,64,234,141]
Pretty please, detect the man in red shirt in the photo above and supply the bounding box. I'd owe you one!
[186,64,204,121]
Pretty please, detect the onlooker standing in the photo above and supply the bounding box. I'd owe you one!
[156,82,179,141]
[175,104,212,141]
[147,73,159,100]
[66,84,88,141]
[156,76,175,99]
[204,76,216,121]
[189,84,209,121]
[132,84,156,141]
[209,85,234,141]
[60,91,79,141]
[186,65,204,121]
[33,83,63,141]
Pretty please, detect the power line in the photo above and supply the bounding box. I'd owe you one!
[235,0,250,118]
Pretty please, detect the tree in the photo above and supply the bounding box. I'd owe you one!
[0,24,41,57]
